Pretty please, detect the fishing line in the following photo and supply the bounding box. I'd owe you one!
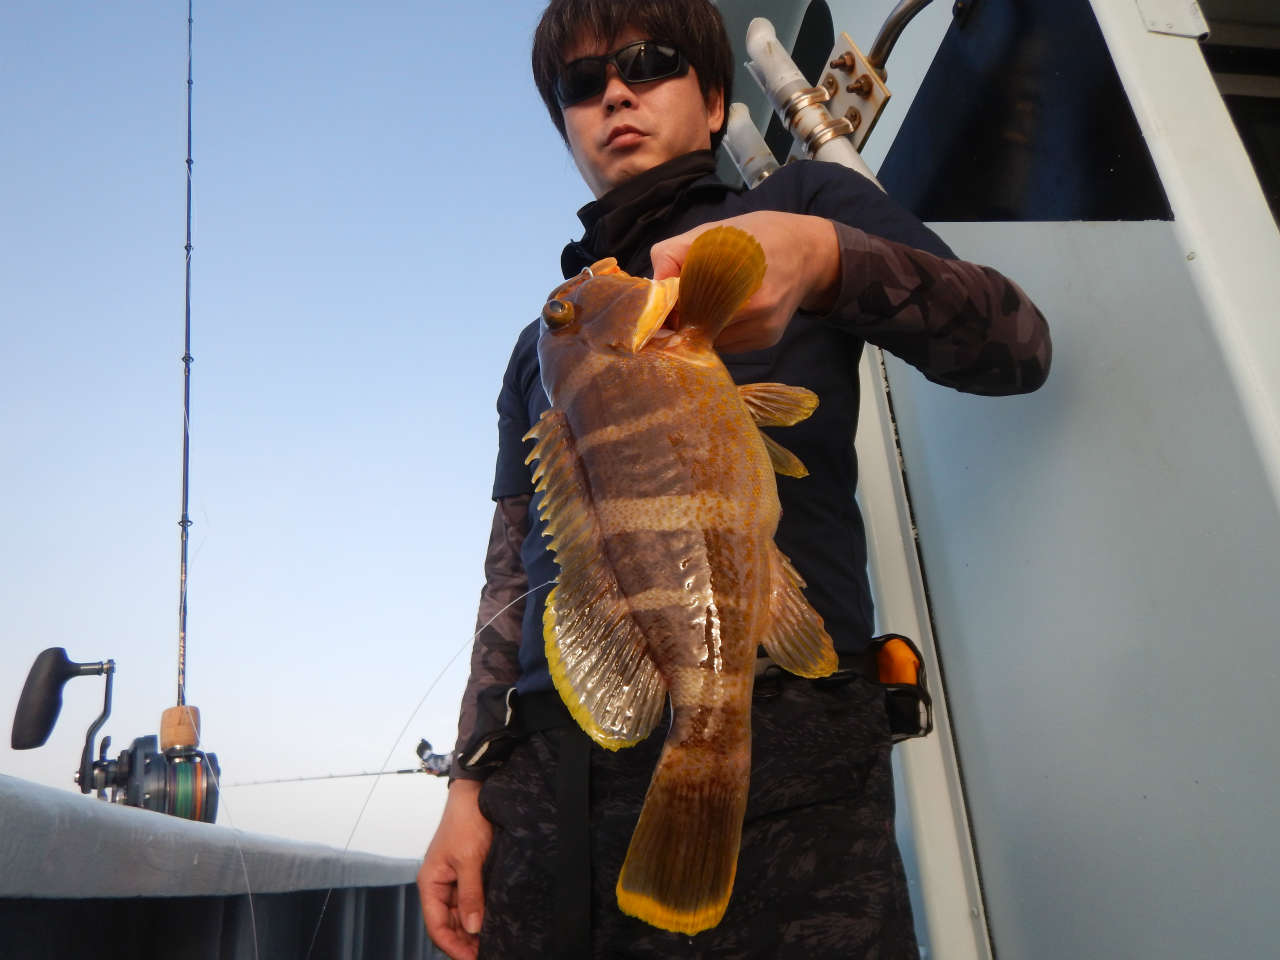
[177,690,261,960]
[301,577,556,960]
[227,768,423,788]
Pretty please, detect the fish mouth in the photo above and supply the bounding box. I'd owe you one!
[630,277,681,351]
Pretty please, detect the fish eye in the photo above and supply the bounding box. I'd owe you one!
[542,298,575,328]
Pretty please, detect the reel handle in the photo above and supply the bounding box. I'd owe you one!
[11,648,109,750]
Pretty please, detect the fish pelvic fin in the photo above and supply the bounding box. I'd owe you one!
[524,408,668,750]
[738,382,817,477]
[676,226,765,342]
[760,431,809,478]
[759,544,837,678]
[616,742,749,935]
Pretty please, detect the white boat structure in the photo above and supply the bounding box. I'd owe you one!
[718,0,1279,957]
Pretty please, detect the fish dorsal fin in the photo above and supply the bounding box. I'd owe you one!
[587,257,621,276]
[677,226,765,341]
[759,545,837,678]
[738,382,818,427]
[546,258,623,303]
[524,408,668,749]
[760,432,809,478]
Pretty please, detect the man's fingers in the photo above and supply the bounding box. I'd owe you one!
[429,923,479,960]
[420,876,453,931]
[454,849,487,936]
[417,863,455,942]
[417,780,489,960]
[650,239,689,282]
[651,221,716,281]
[418,859,479,960]
[421,881,479,959]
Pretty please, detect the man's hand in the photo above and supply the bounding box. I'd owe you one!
[651,211,841,353]
[418,779,492,960]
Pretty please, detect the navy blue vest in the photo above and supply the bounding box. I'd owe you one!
[492,156,953,695]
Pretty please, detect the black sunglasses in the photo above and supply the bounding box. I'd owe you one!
[555,40,689,107]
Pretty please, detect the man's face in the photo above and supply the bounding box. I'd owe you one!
[560,26,725,199]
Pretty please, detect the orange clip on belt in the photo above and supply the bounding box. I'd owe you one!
[876,635,921,686]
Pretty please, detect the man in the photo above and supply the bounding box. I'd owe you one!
[419,2,1050,958]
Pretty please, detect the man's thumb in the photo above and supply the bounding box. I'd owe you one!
[651,221,719,281]
[650,240,683,282]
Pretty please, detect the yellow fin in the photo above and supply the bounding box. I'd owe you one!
[524,409,668,749]
[631,276,681,352]
[587,257,620,276]
[760,431,809,478]
[738,381,819,426]
[615,747,747,934]
[759,545,837,677]
[677,226,765,341]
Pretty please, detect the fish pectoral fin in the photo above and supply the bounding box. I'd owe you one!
[738,381,819,427]
[526,408,668,750]
[616,744,748,935]
[760,431,809,478]
[676,226,766,342]
[759,545,837,678]
[545,582,667,751]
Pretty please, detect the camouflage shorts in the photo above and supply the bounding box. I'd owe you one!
[476,672,918,960]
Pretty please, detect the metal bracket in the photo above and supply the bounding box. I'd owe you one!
[815,32,891,152]
[1133,0,1209,40]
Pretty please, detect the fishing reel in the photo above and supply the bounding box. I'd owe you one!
[10,647,220,823]
[416,738,453,777]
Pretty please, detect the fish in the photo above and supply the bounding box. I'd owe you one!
[524,226,838,935]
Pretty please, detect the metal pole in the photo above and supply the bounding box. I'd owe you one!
[866,0,936,75]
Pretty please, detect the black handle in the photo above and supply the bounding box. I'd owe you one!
[11,648,104,750]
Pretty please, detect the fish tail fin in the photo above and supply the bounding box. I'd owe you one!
[677,226,766,342]
[616,740,749,935]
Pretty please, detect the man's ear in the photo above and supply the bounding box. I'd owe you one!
[704,86,725,139]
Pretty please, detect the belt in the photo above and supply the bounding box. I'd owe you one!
[754,648,878,696]
[753,648,877,678]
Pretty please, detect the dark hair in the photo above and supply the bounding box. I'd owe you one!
[531,0,734,152]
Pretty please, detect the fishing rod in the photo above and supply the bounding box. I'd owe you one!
[227,739,452,787]
[158,0,219,802]
[10,0,219,825]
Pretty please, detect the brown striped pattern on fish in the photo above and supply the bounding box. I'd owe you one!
[528,228,836,935]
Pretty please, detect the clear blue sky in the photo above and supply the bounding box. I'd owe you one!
[1,0,950,859]
[1,0,590,858]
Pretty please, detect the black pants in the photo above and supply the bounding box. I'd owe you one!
[476,673,918,959]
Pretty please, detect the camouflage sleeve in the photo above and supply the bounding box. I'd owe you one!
[829,221,1051,395]
[451,493,530,781]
